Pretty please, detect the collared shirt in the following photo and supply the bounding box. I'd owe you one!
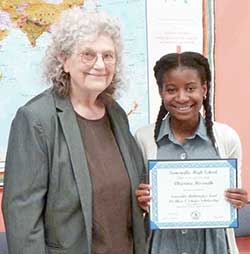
[150,114,228,254]
[157,114,218,160]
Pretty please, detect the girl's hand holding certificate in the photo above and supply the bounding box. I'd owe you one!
[225,188,248,208]
[136,184,249,212]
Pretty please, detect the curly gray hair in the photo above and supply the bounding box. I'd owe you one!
[42,7,124,101]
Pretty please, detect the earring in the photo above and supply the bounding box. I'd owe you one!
[203,95,207,100]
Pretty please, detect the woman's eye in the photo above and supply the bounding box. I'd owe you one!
[103,52,114,61]
[82,51,96,60]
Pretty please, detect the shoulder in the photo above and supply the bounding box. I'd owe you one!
[107,100,129,126]
[17,88,54,113]
[213,121,238,134]
[213,121,242,162]
[109,100,127,115]
[15,89,55,120]
[213,121,241,144]
[22,88,55,114]
[135,124,155,141]
[134,124,157,161]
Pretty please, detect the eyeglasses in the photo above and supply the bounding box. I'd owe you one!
[79,49,116,66]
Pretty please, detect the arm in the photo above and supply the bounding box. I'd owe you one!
[134,128,153,212]
[216,123,249,207]
[114,102,147,183]
[129,133,147,184]
[225,127,248,207]
[2,107,49,254]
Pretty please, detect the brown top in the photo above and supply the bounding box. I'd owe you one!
[76,112,133,254]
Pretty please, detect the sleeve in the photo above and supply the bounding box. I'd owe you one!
[129,132,147,183]
[123,114,147,183]
[113,101,147,182]
[2,107,49,254]
[134,125,157,170]
[225,126,242,187]
[214,122,243,187]
[134,129,148,168]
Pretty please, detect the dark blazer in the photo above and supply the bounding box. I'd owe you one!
[2,89,147,254]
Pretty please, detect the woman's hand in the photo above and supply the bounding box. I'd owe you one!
[135,183,151,212]
[225,188,248,208]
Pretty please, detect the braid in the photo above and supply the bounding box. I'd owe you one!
[203,96,216,148]
[153,53,178,145]
[154,102,168,145]
[191,53,216,148]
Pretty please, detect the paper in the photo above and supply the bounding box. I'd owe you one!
[149,159,238,229]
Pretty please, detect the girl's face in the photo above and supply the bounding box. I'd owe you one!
[160,66,207,124]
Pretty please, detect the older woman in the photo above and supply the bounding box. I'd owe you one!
[2,8,146,254]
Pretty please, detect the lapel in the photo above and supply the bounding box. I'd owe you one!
[53,92,92,253]
[107,103,138,190]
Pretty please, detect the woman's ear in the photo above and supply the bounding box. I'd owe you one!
[63,60,70,73]
[57,53,69,73]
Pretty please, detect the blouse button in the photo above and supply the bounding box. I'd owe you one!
[180,153,186,160]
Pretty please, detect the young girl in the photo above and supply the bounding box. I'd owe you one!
[135,52,248,254]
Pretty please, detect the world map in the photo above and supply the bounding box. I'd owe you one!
[0,0,84,46]
[0,0,149,164]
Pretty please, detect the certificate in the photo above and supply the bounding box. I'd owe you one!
[149,159,238,229]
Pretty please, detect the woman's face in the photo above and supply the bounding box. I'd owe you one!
[63,34,116,98]
[160,67,207,124]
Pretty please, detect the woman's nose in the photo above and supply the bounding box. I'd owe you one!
[93,54,105,69]
[176,90,189,102]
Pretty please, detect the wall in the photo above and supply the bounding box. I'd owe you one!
[0,191,4,232]
[214,1,250,193]
[0,0,249,232]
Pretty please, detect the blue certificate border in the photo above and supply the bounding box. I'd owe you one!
[148,159,238,229]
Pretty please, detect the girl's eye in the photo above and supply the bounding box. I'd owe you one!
[165,87,176,94]
[187,86,195,92]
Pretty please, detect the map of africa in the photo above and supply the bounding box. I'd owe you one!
[0,0,149,164]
